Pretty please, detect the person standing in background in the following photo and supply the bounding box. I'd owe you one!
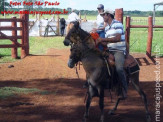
[60,18,66,36]
[66,9,80,35]
[67,9,80,23]
[44,18,50,37]
[92,4,107,51]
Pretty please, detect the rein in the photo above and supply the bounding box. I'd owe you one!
[83,34,91,43]
[75,63,80,79]
[77,27,91,43]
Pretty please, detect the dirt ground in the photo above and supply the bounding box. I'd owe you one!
[0,48,162,122]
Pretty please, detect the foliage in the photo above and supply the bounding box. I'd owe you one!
[0,0,11,15]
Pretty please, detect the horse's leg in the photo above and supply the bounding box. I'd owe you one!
[108,97,124,115]
[98,87,105,122]
[83,86,93,122]
[108,70,126,115]
[130,72,151,122]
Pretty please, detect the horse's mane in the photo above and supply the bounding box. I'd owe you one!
[77,27,105,57]
[78,27,90,41]
[80,42,104,58]
[67,23,104,57]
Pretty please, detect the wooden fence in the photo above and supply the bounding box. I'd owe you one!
[0,10,29,59]
[125,16,163,58]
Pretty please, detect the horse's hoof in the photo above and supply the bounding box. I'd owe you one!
[108,110,115,115]
[146,114,151,122]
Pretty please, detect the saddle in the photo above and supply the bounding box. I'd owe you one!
[103,52,140,75]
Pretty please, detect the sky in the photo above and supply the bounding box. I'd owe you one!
[8,0,163,11]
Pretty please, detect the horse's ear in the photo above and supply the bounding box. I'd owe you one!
[74,21,79,29]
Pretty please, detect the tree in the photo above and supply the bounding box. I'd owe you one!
[0,0,11,15]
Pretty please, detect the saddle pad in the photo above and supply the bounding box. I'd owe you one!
[126,64,140,75]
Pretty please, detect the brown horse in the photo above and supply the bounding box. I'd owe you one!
[63,21,151,122]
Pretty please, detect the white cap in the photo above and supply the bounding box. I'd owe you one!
[100,9,114,16]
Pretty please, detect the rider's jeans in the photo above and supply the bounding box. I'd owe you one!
[97,31,105,51]
[110,51,128,92]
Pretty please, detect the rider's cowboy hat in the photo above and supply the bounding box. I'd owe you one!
[100,9,114,16]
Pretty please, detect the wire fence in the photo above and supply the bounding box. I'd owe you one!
[131,19,163,25]
[129,17,163,55]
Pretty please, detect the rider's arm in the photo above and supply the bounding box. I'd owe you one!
[97,33,121,44]
[102,33,121,43]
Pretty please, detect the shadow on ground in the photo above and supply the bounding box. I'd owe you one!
[0,78,162,122]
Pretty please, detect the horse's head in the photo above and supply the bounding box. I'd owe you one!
[63,21,80,46]
[68,43,82,68]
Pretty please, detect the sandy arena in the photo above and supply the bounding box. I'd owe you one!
[0,48,162,122]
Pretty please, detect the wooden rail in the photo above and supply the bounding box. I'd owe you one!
[125,16,163,58]
[0,10,29,59]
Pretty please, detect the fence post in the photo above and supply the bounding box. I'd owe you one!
[20,10,29,58]
[146,16,153,57]
[84,14,87,21]
[115,8,123,24]
[11,16,18,59]
[125,16,131,53]
[57,14,60,35]
[79,11,81,19]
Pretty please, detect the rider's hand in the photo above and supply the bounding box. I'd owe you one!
[96,37,102,44]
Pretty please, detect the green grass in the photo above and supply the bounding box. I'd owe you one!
[0,87,40,99]
[0,36,68,63]
[29,36,68,54]
[129,29,163,55]
[0,86,57,99]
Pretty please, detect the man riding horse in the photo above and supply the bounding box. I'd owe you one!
[96,9,128,98]
[63,18,151,122]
